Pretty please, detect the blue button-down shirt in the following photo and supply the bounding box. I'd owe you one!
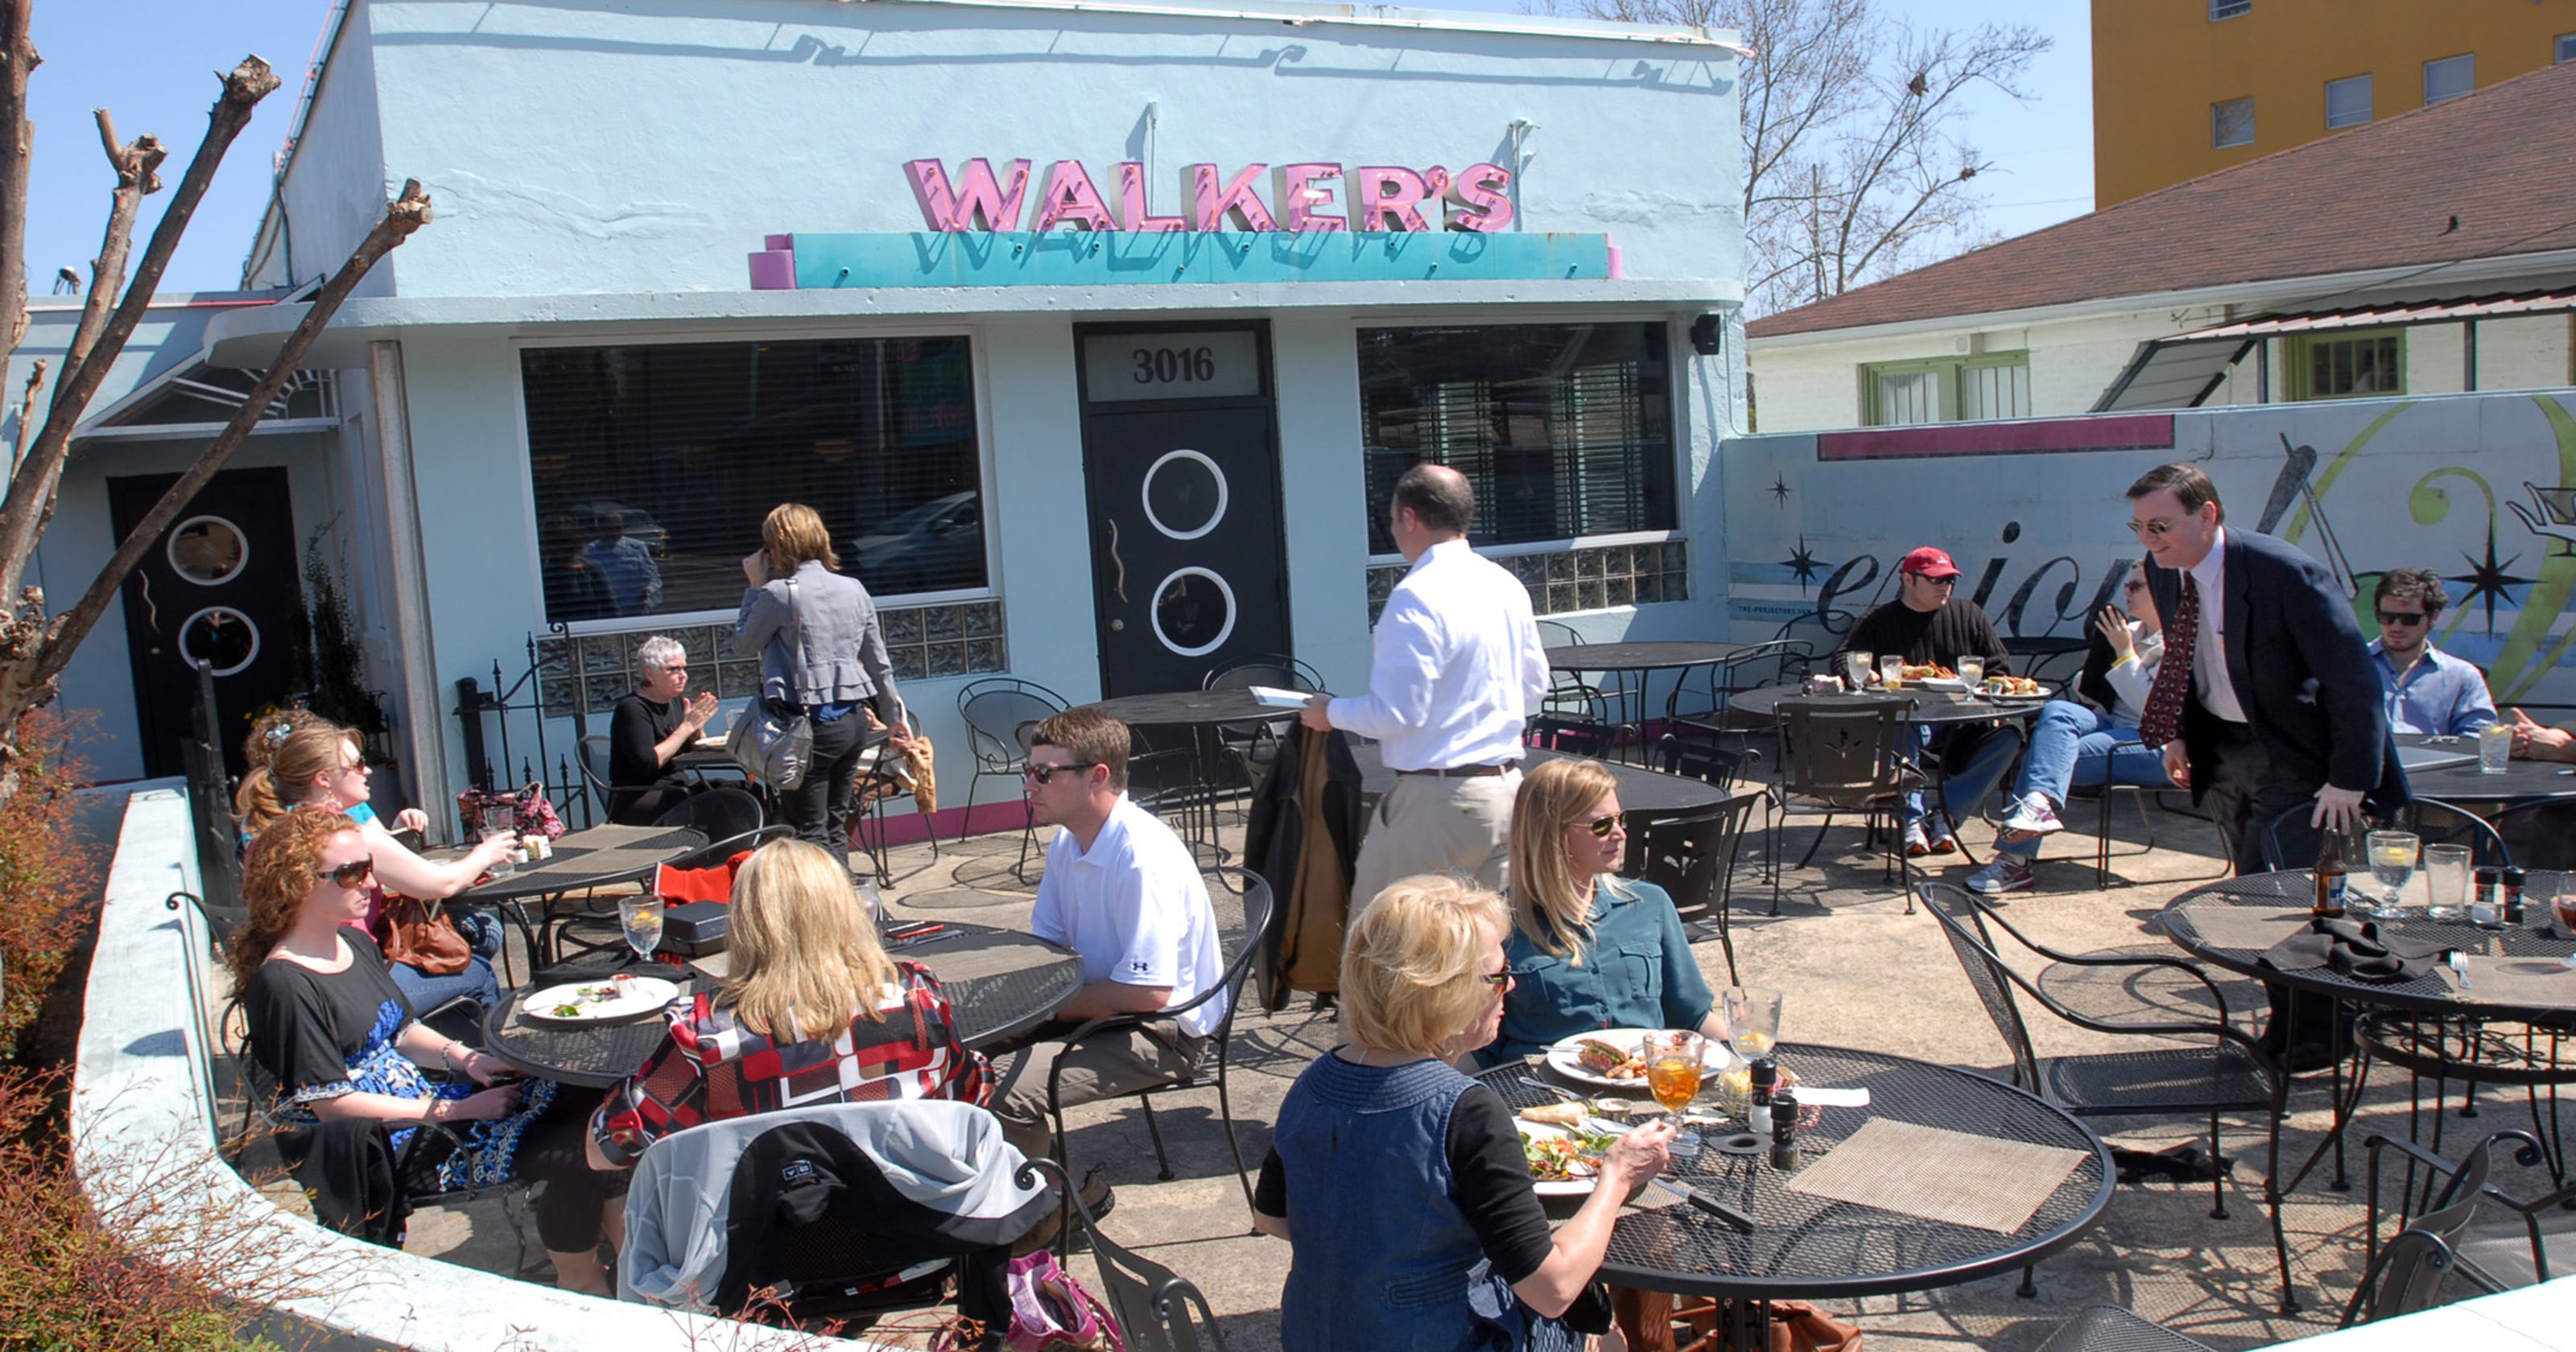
[1476,878,1716,1068]
[2371,640,2498,736]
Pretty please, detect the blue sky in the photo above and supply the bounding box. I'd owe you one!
[25,0,2091,295]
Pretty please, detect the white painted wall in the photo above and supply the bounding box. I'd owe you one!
[246,14,391,294]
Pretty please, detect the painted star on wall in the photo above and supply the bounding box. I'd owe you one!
[2449,532,2535,636]
[1769,474,1793,506]
[1782,536,1824,593]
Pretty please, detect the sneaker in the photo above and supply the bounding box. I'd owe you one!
[1902,819,1932,857]
[1965,855,2036,894]
[1923,810,1959,855]
[2002,793,2065,837]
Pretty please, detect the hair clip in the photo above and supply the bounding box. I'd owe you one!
[266,722,295,746]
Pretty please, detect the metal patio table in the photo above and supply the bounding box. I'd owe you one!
[456,823,706,974]
[1075,688,1298,858]
[1546,641,1748,737]
[1728,682,2055,728]
[480,921,1084,1087]
[2161,871,2576,1188]
[1488,1043,2111,1348]
[1349,744,1736,817]
[2392,732,2576,806]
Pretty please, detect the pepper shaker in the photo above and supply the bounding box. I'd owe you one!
[1768,1086,1800,1172]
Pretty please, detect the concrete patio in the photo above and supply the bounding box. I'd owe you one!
[386,789,2570,1350]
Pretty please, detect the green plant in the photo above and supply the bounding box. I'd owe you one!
[288,523,384,740]
[0,710,98,1056]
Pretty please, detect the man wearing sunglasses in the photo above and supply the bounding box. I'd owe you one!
[2368,569,2497,736]
[1830,545,2015,857]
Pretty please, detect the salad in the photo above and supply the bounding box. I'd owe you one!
[1518,1123,1617,1182]
[548,973,638,1017]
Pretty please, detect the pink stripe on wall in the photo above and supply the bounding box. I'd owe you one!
[1816,414,2175,462]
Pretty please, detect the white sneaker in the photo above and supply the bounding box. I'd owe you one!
[1966,855,2036,894]
[1902,819,1931,857]
[2002,793,2064,836]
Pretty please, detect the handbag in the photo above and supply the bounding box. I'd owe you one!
[731,575,815,792]
[998,1247,1123,1352]
[374,892,473,977]
[455,781,567,840]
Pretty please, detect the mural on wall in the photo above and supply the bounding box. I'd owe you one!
[1724,390,2576,707]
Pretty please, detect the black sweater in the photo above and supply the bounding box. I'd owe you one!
[1833,600,2013,674]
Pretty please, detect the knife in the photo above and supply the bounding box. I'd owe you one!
[1647,1177,1755,1232]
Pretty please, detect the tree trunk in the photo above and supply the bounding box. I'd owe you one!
[52,112,164,411]
[0,2,37,357]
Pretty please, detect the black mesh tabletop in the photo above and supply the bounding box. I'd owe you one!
[1350,744,1732,815]
[2392,734,2576,805]
[1729,682,2053,728]
[1079,690,1294,728]
[481,923,1082,1086]
[1480,1044,2112,1300]
[457,824,707,904]
[1546,642,1744,672]
[2161,872,2576,1018]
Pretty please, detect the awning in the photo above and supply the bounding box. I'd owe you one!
[2092,286,2576,411]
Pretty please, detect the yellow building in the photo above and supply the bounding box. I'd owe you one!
[2095,0,2576,207]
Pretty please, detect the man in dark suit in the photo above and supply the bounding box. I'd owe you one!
[2127,463,2408,1065]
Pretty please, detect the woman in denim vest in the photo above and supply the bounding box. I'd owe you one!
[1253,876,1672,1350]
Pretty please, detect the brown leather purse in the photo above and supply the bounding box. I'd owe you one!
[374,892,473,976]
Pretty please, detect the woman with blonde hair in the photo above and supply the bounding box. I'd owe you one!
[237,719,518,1016]
[1480,757,1725,1068]
[588,838,985,1169]
[1254,875,1672,1351]
[237,806,621,1288]
[733,502,911,868]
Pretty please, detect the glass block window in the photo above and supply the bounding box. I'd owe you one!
[2325,75,2372,129]
[2212,97,2256,149]
[1356,324,1676,554]
[519,337,986,628]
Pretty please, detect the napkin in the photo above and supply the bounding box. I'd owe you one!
[2260,917,2441,984]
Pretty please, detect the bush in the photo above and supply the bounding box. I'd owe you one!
[0,710,101,1055]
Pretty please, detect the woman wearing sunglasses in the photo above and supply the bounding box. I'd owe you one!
[1476,757,1726,1067]
[237,806,622,1288]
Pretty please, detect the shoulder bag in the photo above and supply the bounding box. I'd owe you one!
[731,575,815,792]
[375,892,473,977]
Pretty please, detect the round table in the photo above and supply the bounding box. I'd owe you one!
[1488,1043,2112,1305]
[1350,744,1735,816]
[480,922,1084,1086]
[1728,682,2054,728]
[2394,733,2576,806]
[1546,641,1747,731]
[1079,688,1295,728]
[456,823,707,971]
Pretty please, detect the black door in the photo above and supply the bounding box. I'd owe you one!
[108,468,301,778]
[1076,324,1289,697]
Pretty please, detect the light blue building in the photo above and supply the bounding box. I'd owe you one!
[28,0,1748,831]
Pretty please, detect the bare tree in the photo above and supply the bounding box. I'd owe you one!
[1569,0,2049,315]
[0,0,433,796]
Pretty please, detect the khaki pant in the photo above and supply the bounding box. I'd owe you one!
[989,1020,1204,1162]
[1349,769,1521,913]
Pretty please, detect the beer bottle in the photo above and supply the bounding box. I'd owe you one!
[2313,828,2348,918]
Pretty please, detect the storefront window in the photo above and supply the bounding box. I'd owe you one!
[520,337,985,625]
[1357,324,1675,554]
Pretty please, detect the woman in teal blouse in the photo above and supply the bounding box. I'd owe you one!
[1479,757,1728,1067]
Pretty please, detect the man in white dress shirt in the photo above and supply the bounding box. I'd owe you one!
[1302,464,1550,909]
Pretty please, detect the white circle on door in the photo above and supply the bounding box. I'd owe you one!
[167,514,250,585]
[178,606,261,677]
[1149,567,1236,657]
[1141,449,1228,541]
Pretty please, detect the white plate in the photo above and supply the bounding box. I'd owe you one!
[521,975,681,1024]
[1542,1028,1739,1089]
[1909,676,1967,691]
[1515,1119,1613,1196]
[1977,681,2054,702]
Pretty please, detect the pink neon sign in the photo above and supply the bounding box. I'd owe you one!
[903,159,1514,233]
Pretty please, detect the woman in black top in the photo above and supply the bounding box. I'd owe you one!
[237,806,625,1291]
[607,634,717,824]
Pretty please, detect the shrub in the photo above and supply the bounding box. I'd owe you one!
[0,710,100,1056]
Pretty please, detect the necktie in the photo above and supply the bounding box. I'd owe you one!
[2136,574,2198,749]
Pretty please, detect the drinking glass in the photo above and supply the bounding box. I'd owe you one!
[480,823,518,878]
[617,896,666,965]
[1645,1033,1705,1153]
[2479,722,2515,774]
[1878,653,1905,689]
[1956,657,1985,688]
[2367,831,2420,915]
[1843,651,1873,691]
[2555,886,2576,969]
[2421,843,2473,921]
[1721,987,1784,1059]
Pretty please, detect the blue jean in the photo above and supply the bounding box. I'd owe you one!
[1994,701,2175,858]
[1899,724,2023,826]
[390,953,502,1016]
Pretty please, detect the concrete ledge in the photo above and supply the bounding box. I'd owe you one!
[69,784,876,1350]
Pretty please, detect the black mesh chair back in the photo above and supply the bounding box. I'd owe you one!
[1528,714,1624,760]
[1022,1156,1229,1352]
[2031,1306,2219,1352]
[2491,798,2576,871]
[1202,656,1323,695]
[1921,885,2044,1090]
[1777,696,1914,804]
[1674,638,1812,729]
[2343,1131,2498,1326]
[577,734,613,812]
[2260,796,2508,872]
[1622,792,1762,986]
[955,678,1070,867]
[1535,618,1624,724]
[654,786,771,863]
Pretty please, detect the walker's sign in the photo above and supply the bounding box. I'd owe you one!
[902,158,1518,233]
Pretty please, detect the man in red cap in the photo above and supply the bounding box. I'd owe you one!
[1831,546,2014,855]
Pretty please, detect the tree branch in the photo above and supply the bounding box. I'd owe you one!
[54,110,164,413]
[0,1,39,359]
[19,181,433,710]
[0,55,279,603]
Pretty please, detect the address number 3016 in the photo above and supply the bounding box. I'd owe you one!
[1132,346,1218,385]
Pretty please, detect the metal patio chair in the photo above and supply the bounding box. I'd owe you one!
[1769,694,1919,912]
[2360,1129,2576,1299]
[2259,795,2508,872]
[2490,798,2576,871]
[956,677,1069,880]
[1620,787,1764,986]
[1021,1156,1228,1351]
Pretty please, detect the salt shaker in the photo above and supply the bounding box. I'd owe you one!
[1748,1057,1777,1136]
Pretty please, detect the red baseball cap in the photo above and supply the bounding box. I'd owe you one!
[1900,546,1963,579]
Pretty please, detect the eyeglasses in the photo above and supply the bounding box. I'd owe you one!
[2122,580,2148,594]
[328,856,375,887]
[1909,573,1959,587]
[2127,515,2194,538]
[1581,814,1620,839]
[1023,761,1093,785]
[1471,968,1513,989]
[2377,610,2431,626]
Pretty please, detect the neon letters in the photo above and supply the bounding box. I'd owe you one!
[902,159,1515,233]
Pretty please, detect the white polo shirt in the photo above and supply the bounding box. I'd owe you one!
[1030,794,1227,1040]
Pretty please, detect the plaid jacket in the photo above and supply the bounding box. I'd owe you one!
[592,961,988,1167]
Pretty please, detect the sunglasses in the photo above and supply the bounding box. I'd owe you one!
[1471,969,1513,989]
[2377,611,2431,626]
[1579,814,1621,839]
[328,855,375,888]
[2122,580,2148,593]
[1023,761,1093,784]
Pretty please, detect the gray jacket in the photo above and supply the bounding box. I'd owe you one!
[731,560,904,723]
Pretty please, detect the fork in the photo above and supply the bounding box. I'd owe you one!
[1520,1075,1582,1102]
